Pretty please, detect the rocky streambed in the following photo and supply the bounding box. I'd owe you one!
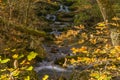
[34,2,77,80]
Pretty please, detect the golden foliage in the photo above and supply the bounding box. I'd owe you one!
[65,22,120,79]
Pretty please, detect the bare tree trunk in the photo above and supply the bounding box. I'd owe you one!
[25,0,31,26]
[96,0,120,46]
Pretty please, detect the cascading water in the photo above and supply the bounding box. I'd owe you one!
[64,6,69,12]
[50,30,62,38]
[45,4,70,21]
[58,5,65,12]
[46,14,56,21]
[34,61,70,73]
[58,4,70,12]
[34,3,73,80]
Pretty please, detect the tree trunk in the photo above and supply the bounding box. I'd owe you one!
[96,0,120,46]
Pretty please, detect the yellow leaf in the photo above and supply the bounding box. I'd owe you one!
[81,33,88,39]
[20,60,26,65]
[12,69,20,77]
[115,46,120,51]
[97,22,105,26]
[11,49,16,52]
[117,57,120,60]
[78,39,84,44]
[89,38,96,44]
[27,51,38,61]
[4,48,10,51]
[12,54,18,59]
[70,58,77,64]
[80,46,87,51]
[71,47,76,51]
[0,75,8,79]
[24,76,30,80]
[90,72,99,77]
[94,49,101,53]
[71,47,78,54]
[112,17,120,20]
[1,58,10,63]
[110,49,117,54]
[26,66,33,71]
[42,75,49,80]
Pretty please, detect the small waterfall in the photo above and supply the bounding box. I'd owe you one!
[46,14,56,21]
[58,5,65,12]
[35,3,74,80]
[50,29,62,38]
[46,5,70,22]
[64,6,69,12]
[34,61,69,73]
[58,5,70,12]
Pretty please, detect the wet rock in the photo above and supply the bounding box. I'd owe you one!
[50,46,59,53]
[54,21,62,25]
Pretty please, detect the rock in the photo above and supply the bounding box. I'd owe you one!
[54,21,62,25]
[50,46,59,53]
[58,24,67,28]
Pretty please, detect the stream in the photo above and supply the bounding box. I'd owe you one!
[34,4,75,80]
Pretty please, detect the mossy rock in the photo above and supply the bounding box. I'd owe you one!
[61,0,76,6]
[57,17,73,22]
[34,1,59,16]
[57,12,75,18]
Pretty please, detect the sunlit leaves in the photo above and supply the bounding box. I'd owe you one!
[112,17,120,21]
[0,58,10,63]
[97,22,106,27]
[71,46,88,54]
[26,66,33,71]
[27,51,38,61]
[70,58,77,64]
[11,69,20,77]
[0,74,9,80]
[18,54,24,59]
[4,48,10,51]
[66,19,120,79]
[89,38,96,44]
[90,71,111,80]
[0,51,37,80]
[107,65,117,70]
[24,76,30,80]
[114,46,120,51]
[78,39,84,44]
[11,49,16,52]
[42,75,49,80]
[81,32,88,40]
[74,25,85,30]
[117,57,120,60]
[12,54,19,59]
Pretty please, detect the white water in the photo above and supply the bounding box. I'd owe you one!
[46,14,56,21]
[58,5,65,12]
[34,65,68,73]
[58,5,70,12]
[64,6,69,12]
[34,61,72,73]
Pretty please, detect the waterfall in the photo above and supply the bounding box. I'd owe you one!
[64,6,69,12]
[34,61,69,73]
[58,5,65,12]
[58,5,70,12]
[50,29,62,38]
[46,14,56,21]
[46,4,70,22]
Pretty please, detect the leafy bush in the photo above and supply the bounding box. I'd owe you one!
[0,49,38,80]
